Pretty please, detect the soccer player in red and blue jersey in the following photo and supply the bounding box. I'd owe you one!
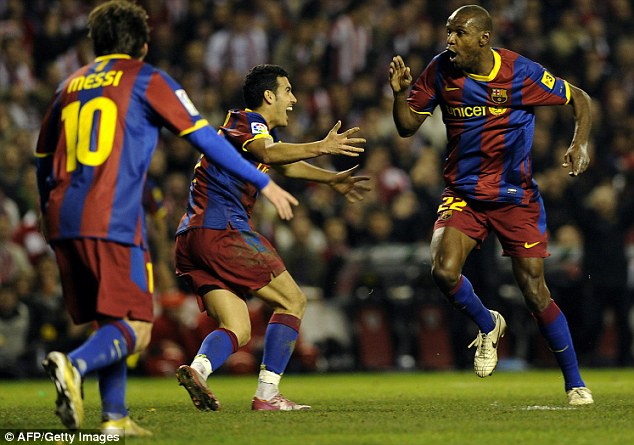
[35,1,297,435]
[174,64,370,411]
[390,5,593,405]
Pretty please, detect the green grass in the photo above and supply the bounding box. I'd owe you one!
[1,370,632,445]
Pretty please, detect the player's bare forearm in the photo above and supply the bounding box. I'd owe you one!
[247,122,365,165]
[274,161,336,182]
[562,83,592,176]
[392,93,426,137]
[275,163,371,203]
[569,84,592,147]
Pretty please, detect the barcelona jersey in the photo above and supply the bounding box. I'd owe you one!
[36,55,220,246]
[407,48,570,205]
[176,109,273,233]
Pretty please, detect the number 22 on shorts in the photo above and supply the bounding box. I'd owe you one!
[437,196,467,213]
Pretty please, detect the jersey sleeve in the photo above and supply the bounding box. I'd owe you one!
[145,69,209,136]
[407,57,439,115]
[519,58,570,106]
[221,111,272,150]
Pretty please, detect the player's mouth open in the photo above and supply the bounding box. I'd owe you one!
[286,105,293,111]
[447,49,457,62]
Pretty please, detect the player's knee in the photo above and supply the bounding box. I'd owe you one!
[289,291,307,318]
[233,326,251,347]
[128,321,152,353]
[431,263,461,291]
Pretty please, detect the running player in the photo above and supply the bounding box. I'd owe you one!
[35,1,297,435]
[175,64,370,411]
[389,4,593,405]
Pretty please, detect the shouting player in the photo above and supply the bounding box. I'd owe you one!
[175,64,370,411]
[389,4,593,405]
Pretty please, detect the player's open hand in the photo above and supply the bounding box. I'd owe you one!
[321,121,366,157]
[389,55,413,94]
[261,180,299,220]
[329,165,372,203]
[562,141,590,177]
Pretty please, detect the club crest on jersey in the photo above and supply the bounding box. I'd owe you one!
[251,122,269,135]
[490,88,508,104]
[175,89,200,116]
[438,210,453,222]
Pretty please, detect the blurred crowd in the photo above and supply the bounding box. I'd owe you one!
[1,0,633,378]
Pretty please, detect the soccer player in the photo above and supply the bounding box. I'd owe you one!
[174,64,370,411]
[389,5,594,405]
[35,1,298,435]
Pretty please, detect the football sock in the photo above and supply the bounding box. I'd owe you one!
[193,328,238,378]
[256,313,300,399]
[69,320,136,377]
[98,359,128,421]
[256,369,282,400]
[260,313,301,375]
[534,300,585,390]
[448,275,496,333]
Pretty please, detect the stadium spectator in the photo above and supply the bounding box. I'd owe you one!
[389,5,594,405]
[203,2,268,82]
[0,210,34,286]
[0,279,31,378]
[174,63,369,412]
[35,0,297,436]
[570,180,634,366]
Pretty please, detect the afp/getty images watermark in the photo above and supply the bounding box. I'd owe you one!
[1,429,125,445]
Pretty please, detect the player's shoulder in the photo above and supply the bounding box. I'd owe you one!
[495,47,536,67]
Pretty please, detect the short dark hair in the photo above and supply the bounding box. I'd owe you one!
[243,64,289,109]
[453,5,493,33]
[88,1,150,58]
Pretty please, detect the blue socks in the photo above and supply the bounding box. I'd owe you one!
[68,320,136,420]
[69,321,136,376]
[98,360,128,420]
[196,328,239,371]
[448,275,496,333]
[261,313,301,374]
[535,300,585,390]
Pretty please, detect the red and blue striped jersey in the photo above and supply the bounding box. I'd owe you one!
[36,55,268,247]
[176,109,273,233]
[408,48,570,205]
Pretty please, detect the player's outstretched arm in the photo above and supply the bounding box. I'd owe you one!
[389,55,426,137]
[275,163,371,203]
[562,83,592,177]
[246,121,365,165]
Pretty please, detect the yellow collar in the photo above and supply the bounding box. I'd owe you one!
[465,49,500,82]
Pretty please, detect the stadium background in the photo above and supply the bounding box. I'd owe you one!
[0,0,633,379]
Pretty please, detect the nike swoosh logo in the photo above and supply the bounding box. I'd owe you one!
[549,345,569,353]
[524,242,540,249]
[444,85,460,91]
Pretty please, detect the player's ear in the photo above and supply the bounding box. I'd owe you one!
[264,90,275,104]
[479,31,490,47]
[138,42,149,60]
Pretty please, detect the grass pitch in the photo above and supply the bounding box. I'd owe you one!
[1,369,632,445]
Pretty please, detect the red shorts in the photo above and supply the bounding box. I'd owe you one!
[52,239,154,324]
[433,189,550,258]
[174,227,286,303]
